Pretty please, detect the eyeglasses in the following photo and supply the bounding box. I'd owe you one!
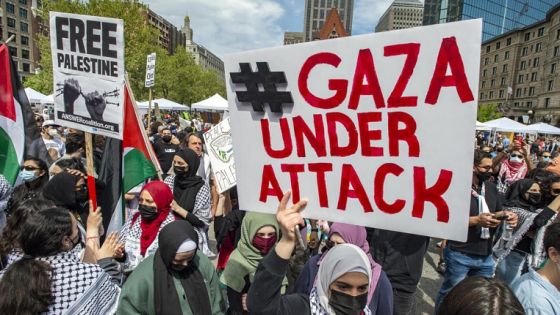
[20,165,40,171]
[510,154,523,159]
[543,156,551,158]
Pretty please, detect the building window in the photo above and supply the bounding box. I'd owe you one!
[524,32,530,41]
[6,2,14,14]
[482,81,486,88]
[8,46,17,57]
[529,87,535,96]
[518,74,523,83]
[531,72,537,81]
[538,27,544,37]
[21,36,28,46]
[557,29,560,40]
[486,45,490,53]
[480,92,484,100]
[536,42,542,52]
[7,32,16,43]
[527,101,533,108]
[483,69,487,77]
[20,21,28,33]
[494,54,498,62]
[554,46,559,57]
[514,102,519,107]
[533,57,539,67]
[548,80,554,91]
[499,90,504,98]
[21,49,29,59]
[502,64,508,72]
[504,51,510,60]
[520,61,526,70]
[506,37,512,46]
[492,67,497,75]
[489,91,494,99]
[19,8,27,19]
[484,57,488,65]
[491,79,495,87]
[552,63,557,74]
[501,77,506,85]
[19,0,27,4]
[7,17,15,28]
[496,41,501,49]
[22,63,29,72]
[516,88,522,97]
[545,98,550,109]
[522,47,528,56]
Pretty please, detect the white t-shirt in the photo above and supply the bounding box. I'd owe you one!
[43,136,65,159]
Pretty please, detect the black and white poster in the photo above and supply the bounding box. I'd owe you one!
[50,12,125,139]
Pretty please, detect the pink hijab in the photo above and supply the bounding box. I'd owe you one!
[318,222,382,304]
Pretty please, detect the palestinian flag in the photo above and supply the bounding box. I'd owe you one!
[123,84,158,193]
[0,44,46,185]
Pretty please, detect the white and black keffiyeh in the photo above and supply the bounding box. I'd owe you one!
[1,251,120,315]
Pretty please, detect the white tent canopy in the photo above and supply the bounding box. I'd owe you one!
[476,120,492,131]
[136,98,189,115]
[40,94,54,105]
[24,87,46,103]
[527,122,560,135]
[483,117,530,132]
[191,93,229,112]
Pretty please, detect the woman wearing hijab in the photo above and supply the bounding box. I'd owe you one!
[6,157,49,215]
[220,212,282,314]
[497,147,530,194]
[494,178,560,285]
[42,171,89,224]
[295,223,393,314]
[116,221,225,315]
[247,192,374,315]
[164,148,213,257]
[0,207,120,314]
[118,181,176,273]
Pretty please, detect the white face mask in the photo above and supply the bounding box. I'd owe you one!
[48,129,58,137]
[510,156,523,163]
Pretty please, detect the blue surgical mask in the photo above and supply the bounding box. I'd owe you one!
[543,157,550,162]
[20,169,39,182]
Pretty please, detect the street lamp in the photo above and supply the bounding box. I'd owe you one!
[527,110,534,124]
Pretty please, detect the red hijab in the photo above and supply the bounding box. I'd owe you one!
[136,181,174,255]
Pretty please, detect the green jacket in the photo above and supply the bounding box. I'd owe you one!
[117,252,226,315]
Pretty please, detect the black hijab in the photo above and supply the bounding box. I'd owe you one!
[153,221,211,315]
[42,172,89,223]
[173,149,205,212]
[504,179,537,211]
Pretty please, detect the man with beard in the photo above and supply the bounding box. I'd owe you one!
[153,127,179,175]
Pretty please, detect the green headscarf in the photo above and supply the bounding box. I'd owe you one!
[220,212,286,292]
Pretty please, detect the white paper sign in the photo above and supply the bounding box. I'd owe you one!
[204,117,236,193]
[50,12,125,139]
[224,20,482,242]
[145,53,156,88]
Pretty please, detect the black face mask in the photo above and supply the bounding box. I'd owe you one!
[329,290,368,315]
[476,171,492,183]
[174,166,187,177]
[75,188,89,204]
[162,135,172,143]
[138,204,159,221]
[527,192,542,205]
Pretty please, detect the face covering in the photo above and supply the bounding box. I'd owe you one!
[20,169,39,182]
[510,156,523,164]
[162,135,172,143]
[138,204,159,221]
[476,171,492,183]
[543,157,551,162]
[527,192,542,205]
[252,235,277,255]
[75,188,89,204]
[48,129,58,137]
[329,290,368,315]
[174,165,187,177]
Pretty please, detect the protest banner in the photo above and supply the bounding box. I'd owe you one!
[145,53,156,88]
[50,12,125,139]
[224,20,482,242]
[203,117,236,193]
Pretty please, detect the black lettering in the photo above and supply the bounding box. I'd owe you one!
[102,22,117,58]
[83,56,90,73]
[64,54,71,69]
[111,61,118,77]
[86,20,102,56]
[69,18,86,53]
[57,53,65,68]
[56,17,69,50]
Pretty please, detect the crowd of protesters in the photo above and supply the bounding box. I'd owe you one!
[0,111,558,315]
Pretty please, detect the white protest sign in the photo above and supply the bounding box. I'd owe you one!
[224,20,482,242]
[145,53,156,88]
[50,12,125,139]
[204,117,236,193]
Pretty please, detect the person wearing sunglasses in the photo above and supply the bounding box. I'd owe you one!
[6,157,49,216]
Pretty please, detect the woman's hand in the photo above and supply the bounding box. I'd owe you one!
[86,201,103,234]
[95,233,123,261]
[275,191,307,259]
[172,200,188,218]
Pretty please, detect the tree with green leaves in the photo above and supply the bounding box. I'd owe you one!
[477,103,502,122]
[25,0,224,105]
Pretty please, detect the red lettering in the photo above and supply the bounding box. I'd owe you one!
[299,52,347,109]
[326,112,358,157]
[357,112,383,156]
[348,49,385,110]
[425,37,474,105]
[337,164,373,212]
[388,112,420,157]
[259,165,284,203]
[293,114,327,157]
[309,163,333,207]
[384,43,420,107]
[281,164,305,203]
[261,118,292,158]
[412,167,452,222]
[374,163,405,214]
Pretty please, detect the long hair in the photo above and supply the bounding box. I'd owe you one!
[0,207,73,315]
[437,276,525,315]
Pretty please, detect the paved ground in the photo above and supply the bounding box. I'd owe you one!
[208,223,444,314]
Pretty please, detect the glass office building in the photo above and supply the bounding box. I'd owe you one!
[423,0,560,41]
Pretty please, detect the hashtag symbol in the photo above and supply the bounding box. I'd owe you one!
[230,62,293,113]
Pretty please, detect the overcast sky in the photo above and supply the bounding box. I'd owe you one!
[141,0,396,58]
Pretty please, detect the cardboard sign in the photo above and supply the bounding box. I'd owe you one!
[50,12,125,139]
[145,53,156,88]
[204,118,236,193]
[224,20,482,242]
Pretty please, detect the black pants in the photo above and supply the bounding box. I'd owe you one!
[393,289,417,315]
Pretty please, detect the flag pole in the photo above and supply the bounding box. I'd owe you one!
[85,132,98,211]
[147,87,152,129]
[2,35,16,45]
